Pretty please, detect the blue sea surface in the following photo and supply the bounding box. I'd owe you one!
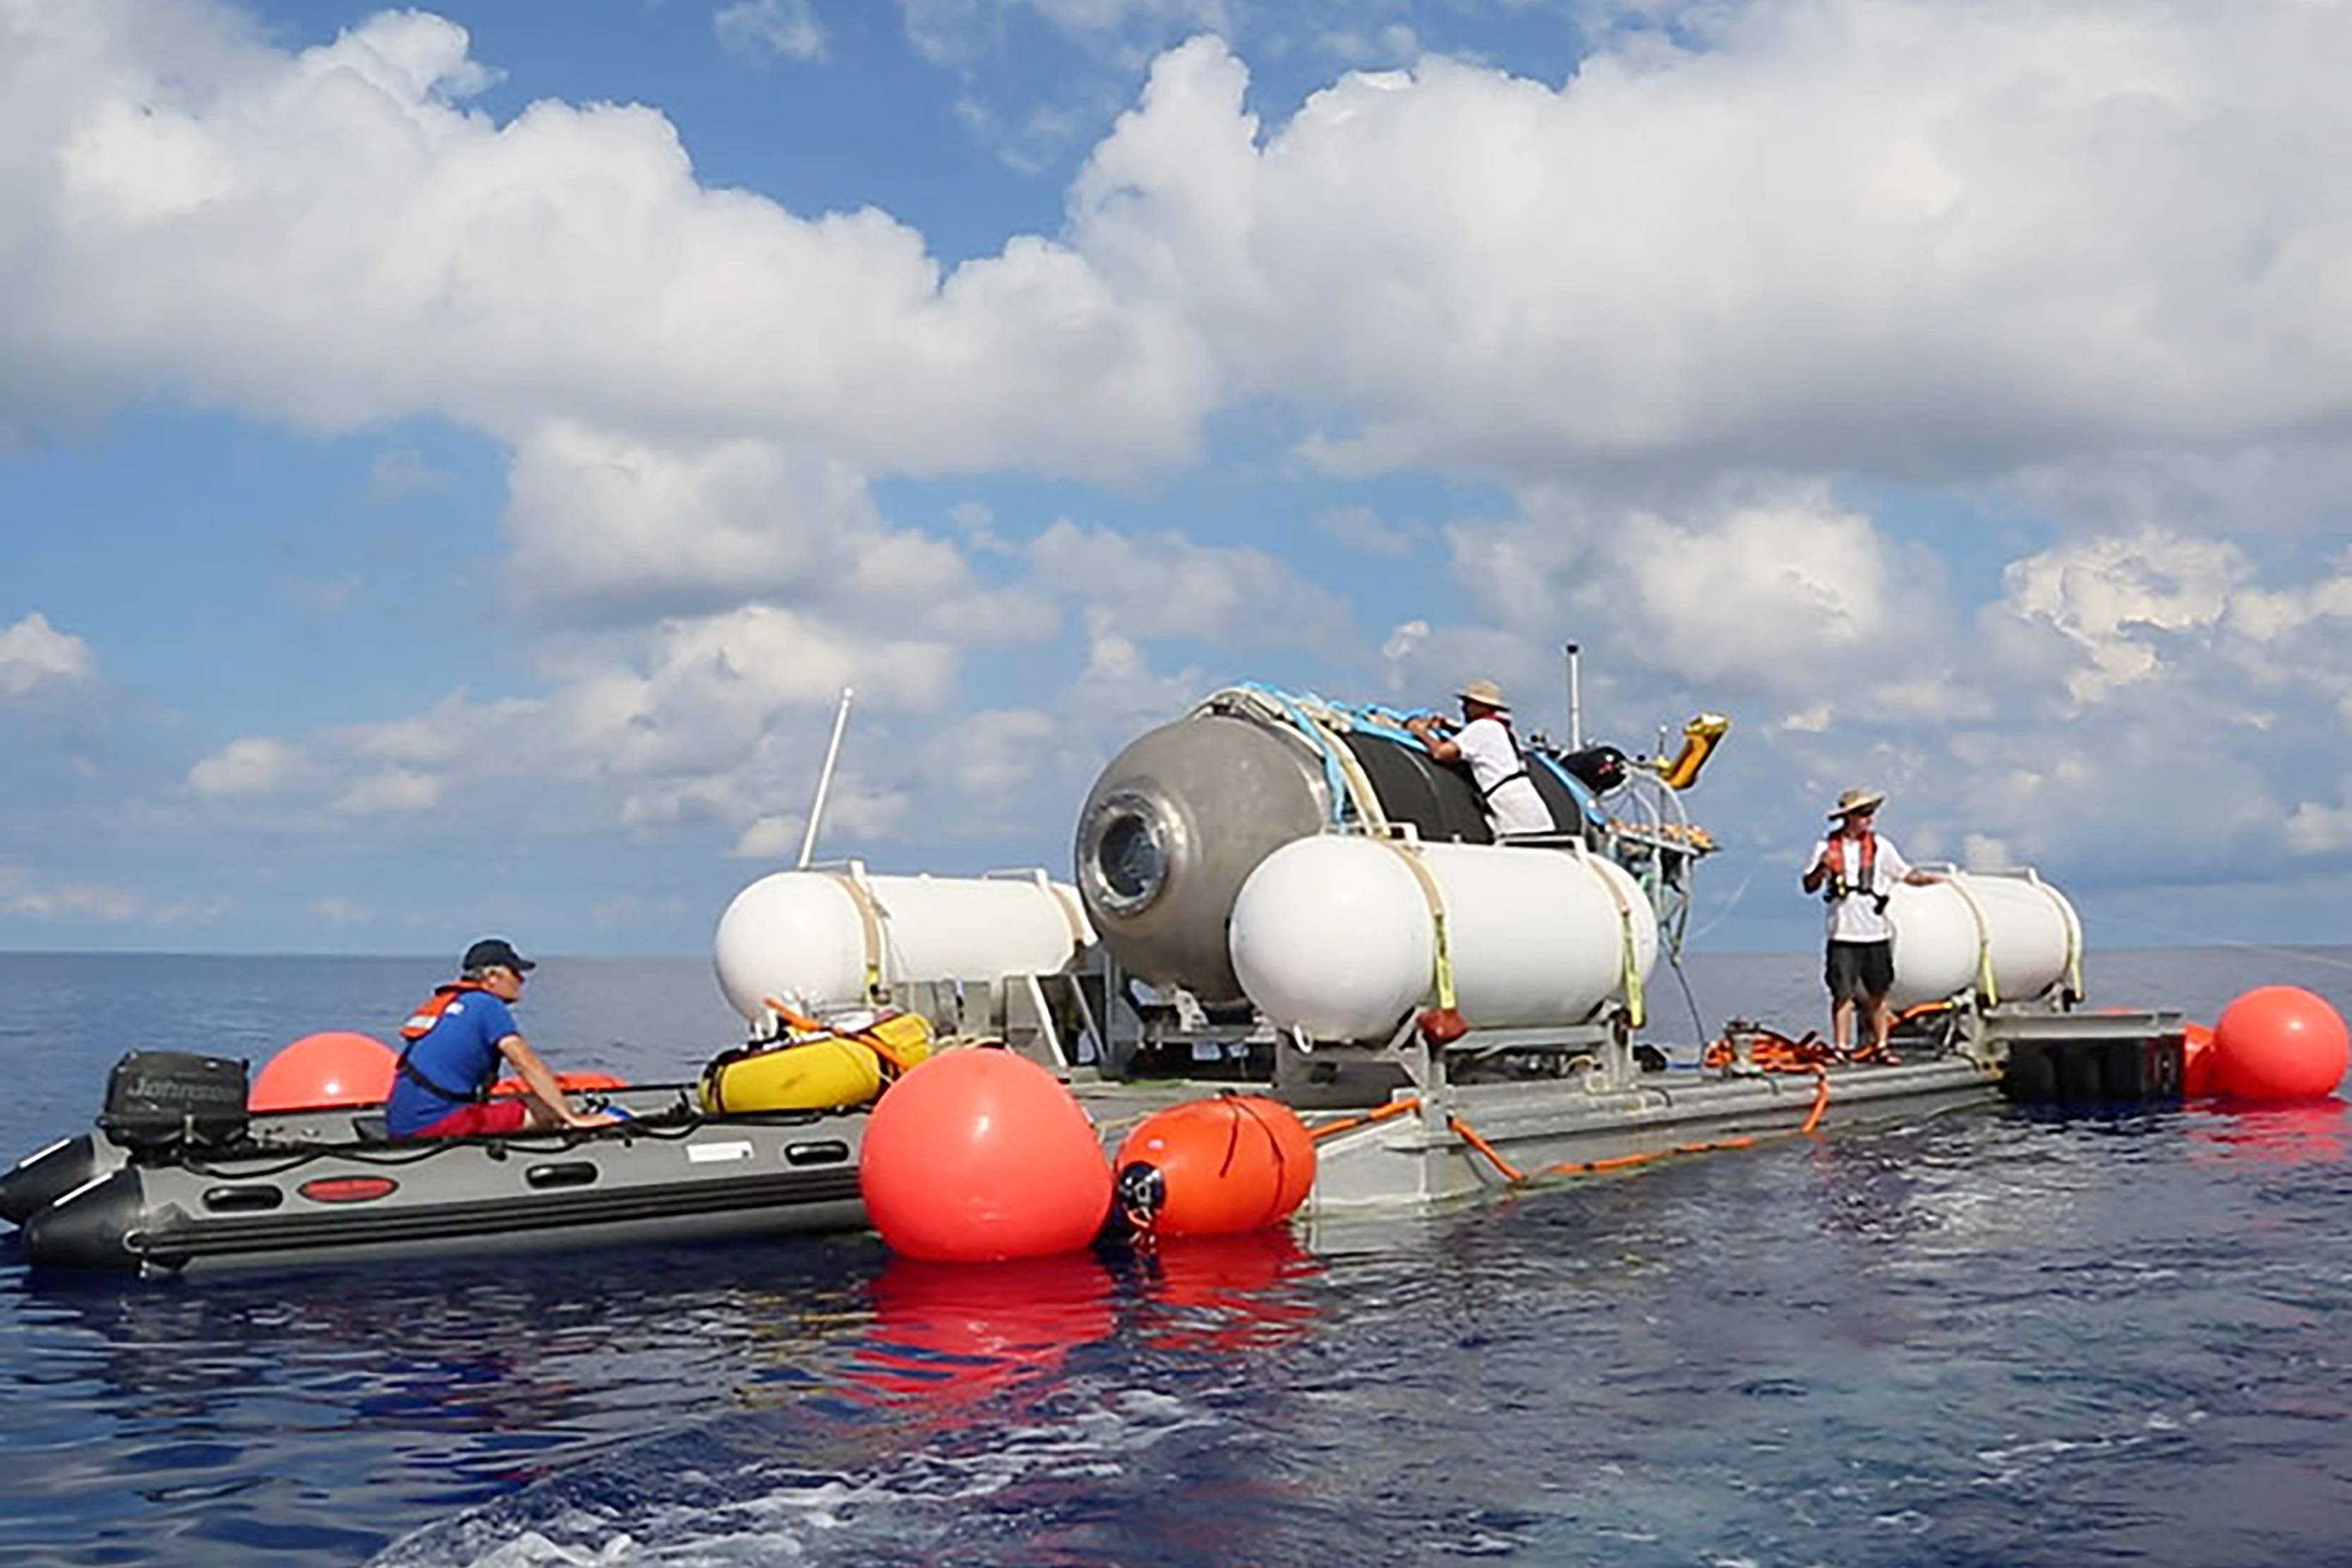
[1,947,2350,1566]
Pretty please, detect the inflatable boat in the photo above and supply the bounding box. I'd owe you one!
[0,1056,872,1277]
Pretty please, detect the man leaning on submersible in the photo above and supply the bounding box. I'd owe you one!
[1404,678,1554,840]
[1801,789,1943,1064]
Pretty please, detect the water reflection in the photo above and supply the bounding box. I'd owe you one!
[847,1250,1118,1409]
[1128,1228,1321,1353]
[2185,1098,2351,1166]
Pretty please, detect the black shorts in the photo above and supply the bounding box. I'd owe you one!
[1826,939,1895,1003]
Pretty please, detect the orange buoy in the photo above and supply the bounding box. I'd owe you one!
[488,1069,629,1099]
[1113,1094,1317,1238]
[860,1048,1112,1262]
[2212,987,2350,1102]
[249,1032,397,1111]
[2181,1022,2217,1097]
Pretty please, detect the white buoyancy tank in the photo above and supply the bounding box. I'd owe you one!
[713,865,1093,1025]
[1228,835,1659,1043]
[1886,871,2082,1010]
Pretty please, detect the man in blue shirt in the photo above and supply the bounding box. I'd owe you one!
[385,938,618,1139]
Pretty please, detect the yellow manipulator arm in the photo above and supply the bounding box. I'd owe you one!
[1657,713,1729,790]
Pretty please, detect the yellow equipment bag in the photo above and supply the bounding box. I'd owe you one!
[698,1011,933,1114]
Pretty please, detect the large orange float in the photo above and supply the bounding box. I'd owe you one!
[1113,1094,1315,1238]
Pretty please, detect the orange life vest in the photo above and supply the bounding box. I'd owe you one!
[400,979,497,1042]
[394,980,505,1104]
[1823,831,1888,913]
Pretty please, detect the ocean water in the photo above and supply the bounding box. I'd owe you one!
[1,946,2350,1566]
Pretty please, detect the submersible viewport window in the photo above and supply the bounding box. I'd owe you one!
[1085,792,1172,915]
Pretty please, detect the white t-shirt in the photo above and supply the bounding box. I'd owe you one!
[1456,716,1553,837]
[1807,829,1912,942]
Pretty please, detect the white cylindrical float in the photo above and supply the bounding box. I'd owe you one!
[713,864,1093,1025]
[1887,870,2082,1010]
[1228,835,1659,1043]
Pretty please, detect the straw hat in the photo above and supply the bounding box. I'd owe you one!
[1457,678,1509,711]
[1828,787,1886,820]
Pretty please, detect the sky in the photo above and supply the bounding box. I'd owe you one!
[4,0,2351,963]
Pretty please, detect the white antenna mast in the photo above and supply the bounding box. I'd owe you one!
[797,686,855,869]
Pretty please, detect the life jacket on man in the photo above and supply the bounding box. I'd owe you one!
[394,980,499,1103]
[1822,832,1890,915]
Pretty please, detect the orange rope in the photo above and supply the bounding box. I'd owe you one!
[1799,1068,1831,1134]
[760,995,922,1075]
[1461,1069,1830,1186]
[1304,1068,1834,1190]
[1447,1116,1526,1183]
[1308,1097,1422,1140]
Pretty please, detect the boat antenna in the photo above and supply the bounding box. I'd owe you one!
[1564,641,1584,752]
[797,685,855,869]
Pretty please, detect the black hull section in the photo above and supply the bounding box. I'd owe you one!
[1335,731,1598,845]
[0,1134,102,1226]
[13,1097,874,1277]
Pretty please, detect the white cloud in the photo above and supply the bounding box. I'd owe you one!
[1027,519,1357,652]
[0,612,95,697]
[188,735,308,798]
[1994,528,2245,704]
[1311,503,1421,559]
[1445,480,1966,723]
[331,769,442,816]
[1070,12,2352,482]
[715,0,828,66]
[893,0,1234,66]
[2,8,1214,477]
[0,861,145,922]
[919,708,1053,796]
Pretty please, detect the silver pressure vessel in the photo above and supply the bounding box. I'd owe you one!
[1074,712,1331,1007]
[1073,695,1584,1004]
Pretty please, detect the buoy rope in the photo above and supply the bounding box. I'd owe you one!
[1308,1097,1423,1140]
[1320,1068,1835,1188]
[1229,1094,1296,1229]
[759,995,924,1077]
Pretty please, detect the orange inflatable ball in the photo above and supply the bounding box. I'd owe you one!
[2181,1022,2217,1097]
[1113,1094,1317,1238]
[249,1032,397,1111]
[2213,987,2350,1103]
[860,1048,1112,1262]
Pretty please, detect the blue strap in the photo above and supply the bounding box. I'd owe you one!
[1238,682,1354,828]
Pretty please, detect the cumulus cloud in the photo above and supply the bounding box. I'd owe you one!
[0,861,145,922]
[0,613,95,698]
[1442,480,1965,725]
[1,6,1214,476]
[18,2,2352,944]
[188,735,310,798]
[1071,11,2352,483]
[1993,528,2246,705]
[1026,519,1358,652]
[715,0,828,66]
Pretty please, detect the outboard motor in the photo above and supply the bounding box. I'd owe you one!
[97,1051,250,1154]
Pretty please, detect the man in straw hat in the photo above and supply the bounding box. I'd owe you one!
[1801,790,1942,1062]
[1405,678,1555,838]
